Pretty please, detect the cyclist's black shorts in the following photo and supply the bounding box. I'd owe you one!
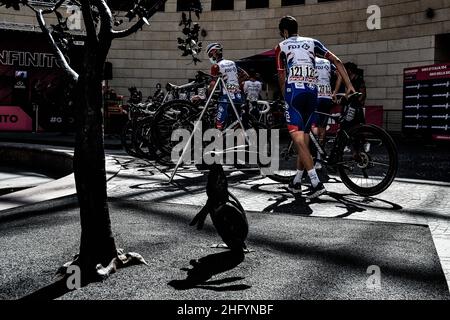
[317,98,334,127]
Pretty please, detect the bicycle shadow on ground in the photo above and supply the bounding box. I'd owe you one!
[308,191,403,218]
[127,170,260,195]
[168,250,251,292]
[253,180,402,218]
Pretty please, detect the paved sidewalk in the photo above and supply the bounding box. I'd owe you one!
[105,154,450,290]
[0,166,54,195]
[1,200,448,300]
[0,143,120,212]
[0,132,122,149]
[1,142,450,297]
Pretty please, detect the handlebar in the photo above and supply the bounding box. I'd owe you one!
[196,70,213,78]
[335,92,362,98]
[256,100,271,115]
[166,81,198,91]
[335,92,362,100]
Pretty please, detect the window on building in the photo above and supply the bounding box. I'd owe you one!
[177,0,194,12]
[246,0,269,9]
[107,0,164,12]
[211,0,234,11]
[156,2,165,11]
[281,0,305,6]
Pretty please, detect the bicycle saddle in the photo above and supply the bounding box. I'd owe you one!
[196,70,213,78]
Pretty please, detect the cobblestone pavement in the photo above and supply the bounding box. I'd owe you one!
[106,153,450,290]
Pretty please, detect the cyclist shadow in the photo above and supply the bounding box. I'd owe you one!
[308,191,403,218]
[168,251,251,291]
[264,192,314,216]
[256,182,401,219]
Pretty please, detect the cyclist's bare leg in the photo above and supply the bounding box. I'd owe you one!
[290,130,314,171]
[290,129,324,192]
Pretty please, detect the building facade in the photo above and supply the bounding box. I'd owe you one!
[1,0,450,131]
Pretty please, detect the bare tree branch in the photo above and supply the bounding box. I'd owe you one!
[111,19,145,39]
[111,0,167,39]
[79,0,98,45]
[94,0,113,41]
[42,0,66,14]
[36,9,79,83]
[70,0,82,6]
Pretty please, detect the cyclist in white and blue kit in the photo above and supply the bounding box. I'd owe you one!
[243,70,263,119]
[276,16,355,198]
[314,57,339,170]
[206,42,244,130]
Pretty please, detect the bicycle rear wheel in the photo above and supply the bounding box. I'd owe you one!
[133,116,156,160]
[151,100,199,166]
[337,124,398,196]
[121,121,139,157]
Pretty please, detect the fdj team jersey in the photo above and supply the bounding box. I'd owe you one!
[276,36,330,90]
[243,80,262,102]
[315,57,336,99]
[211,59,241,97]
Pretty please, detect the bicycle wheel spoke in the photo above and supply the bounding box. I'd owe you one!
[337,124,398,196]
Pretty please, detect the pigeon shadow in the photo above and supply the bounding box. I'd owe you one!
[168,250,251,291]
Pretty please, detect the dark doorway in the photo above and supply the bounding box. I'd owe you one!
[435,34,450,63]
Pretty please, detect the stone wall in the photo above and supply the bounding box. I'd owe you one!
[1,0,450,131]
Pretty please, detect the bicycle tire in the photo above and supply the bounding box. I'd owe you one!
[121,121,140,157]
[337,124,398,196]
[133,116,156,160]
[151,99,200,166]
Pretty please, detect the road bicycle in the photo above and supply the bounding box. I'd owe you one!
[267,93,398,196]
[131,72,212,160]
[150,87,268,169]
[120,72,211,159]
[120,102,157,157]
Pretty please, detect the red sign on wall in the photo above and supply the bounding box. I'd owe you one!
[404,63,450,82]
[0,106,32,131]
[403,62,450,141]
[365,105,384,127]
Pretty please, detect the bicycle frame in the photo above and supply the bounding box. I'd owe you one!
[281,100,356,171]
[169,76,256,182]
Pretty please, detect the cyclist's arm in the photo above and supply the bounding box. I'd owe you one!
[208,64,220,95]
[238,67,249,91]
[314,40,355,95]
[334,72,342,101]
[275,45,286,98]
[243,81,249,95]
[326,52,355,95]
[330,63,339,101]
[359,78,367,105]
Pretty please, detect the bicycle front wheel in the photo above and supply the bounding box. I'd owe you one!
[337,124,398,196]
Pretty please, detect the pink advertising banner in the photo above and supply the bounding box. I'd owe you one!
[0,106,32,131]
